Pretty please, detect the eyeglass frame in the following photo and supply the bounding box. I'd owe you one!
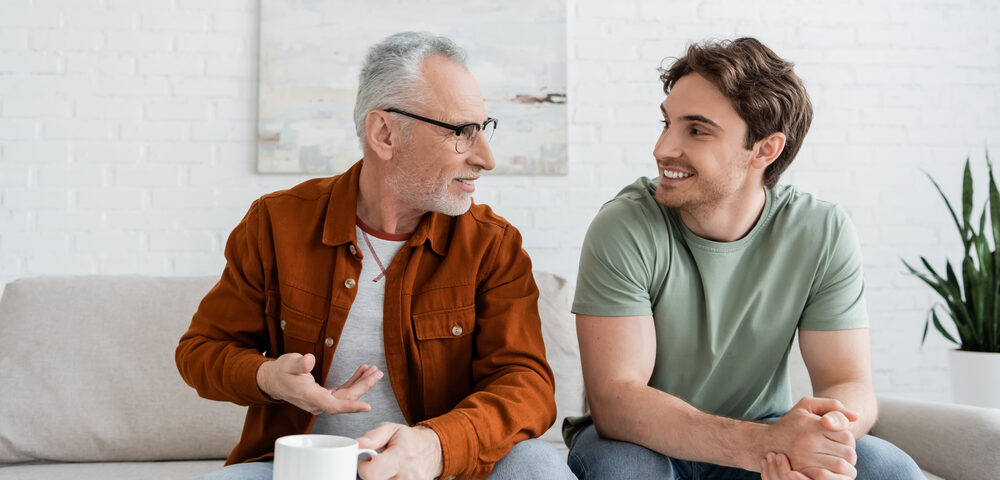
[383,108,498,153]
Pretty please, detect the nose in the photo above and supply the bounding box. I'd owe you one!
[468,135,495,171]
[653,125,681,162]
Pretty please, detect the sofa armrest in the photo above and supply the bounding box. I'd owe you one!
[871,395,1000,480]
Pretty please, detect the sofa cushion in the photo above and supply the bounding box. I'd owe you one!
[533,271,586,446]
[0,276,245,463]
[0,460,224,480]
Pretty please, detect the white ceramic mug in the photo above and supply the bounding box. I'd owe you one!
[273,434,378,480]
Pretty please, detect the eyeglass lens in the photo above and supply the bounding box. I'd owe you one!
[456,121,496,153]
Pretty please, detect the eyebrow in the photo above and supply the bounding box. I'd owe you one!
[660,105,723,130]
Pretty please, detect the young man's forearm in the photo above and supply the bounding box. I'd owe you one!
[589,381,768,472]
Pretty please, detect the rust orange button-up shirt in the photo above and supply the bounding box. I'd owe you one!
[175,161,556,479]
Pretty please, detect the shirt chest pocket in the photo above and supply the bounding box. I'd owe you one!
[273,283,330,352]
[412,305,476,415]
[280,305,325,343]
[413,305,476,341]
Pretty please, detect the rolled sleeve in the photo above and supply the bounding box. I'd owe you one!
[419,411,479,479]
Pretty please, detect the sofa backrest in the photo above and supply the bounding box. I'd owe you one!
[0,276,246,464]
[0,272,806,463]
[534,271,586,445]
[787,338,813,400]
[0,272,587,463]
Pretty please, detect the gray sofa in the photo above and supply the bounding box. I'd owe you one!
[0,273,997,479]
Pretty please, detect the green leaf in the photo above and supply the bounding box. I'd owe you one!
[975,207,991,277]
[945,261,962,298]
[989,157,1000,257]
[932,308,960,345]
[963,157,973,233]
[956,320,977,347]
[993,291,1000,352]
[921,309,931,346]
[904,259,958,303]
[912,258,975,326]
[962,255,985,346]
[925,171,968,248]
[918,256,944,283]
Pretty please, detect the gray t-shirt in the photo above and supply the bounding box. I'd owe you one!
[573,177,869,421]
[311,224,407,438]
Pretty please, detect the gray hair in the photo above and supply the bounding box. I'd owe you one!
[353,32,468,143]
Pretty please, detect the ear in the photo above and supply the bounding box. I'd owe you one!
[750,132,786,170]
[364,110,396,161]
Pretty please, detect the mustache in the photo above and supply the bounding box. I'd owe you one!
[453,169,483,180]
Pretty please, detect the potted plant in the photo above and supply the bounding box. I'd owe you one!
[902,153,1000,409]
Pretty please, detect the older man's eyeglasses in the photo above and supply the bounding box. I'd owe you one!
[384,108,498,154]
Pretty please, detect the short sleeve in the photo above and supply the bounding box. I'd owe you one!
[572,199,661,317]
[799,210,869,330]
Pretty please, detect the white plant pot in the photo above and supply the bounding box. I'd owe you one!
[948,349,1000,409]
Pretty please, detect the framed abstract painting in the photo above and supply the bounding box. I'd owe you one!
[257,0,567,175]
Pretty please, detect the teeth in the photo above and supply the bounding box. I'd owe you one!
[663,170,693,179]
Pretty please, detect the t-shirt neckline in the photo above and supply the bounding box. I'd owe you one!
[670,187,775,253]
[356,217,412,242]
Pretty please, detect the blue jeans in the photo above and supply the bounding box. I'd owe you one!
[191,438,575,480]
[568,424,924,480]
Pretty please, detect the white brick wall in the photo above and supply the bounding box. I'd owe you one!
[1,0,999,403]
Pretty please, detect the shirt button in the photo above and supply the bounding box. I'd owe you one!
[349,244,357,256]
[451,325,463,336]
[344,278,356,289]
[279,319,286,330]
[324,337,334,348]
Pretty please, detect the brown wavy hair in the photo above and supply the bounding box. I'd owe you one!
[659,38,812,189]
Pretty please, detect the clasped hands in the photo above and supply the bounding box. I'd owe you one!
[256,353,444,480]
[760,397,860,480]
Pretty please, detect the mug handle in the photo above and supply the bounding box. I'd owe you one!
[357,448,378,462]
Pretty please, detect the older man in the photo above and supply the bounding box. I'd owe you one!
[177,32,572,480]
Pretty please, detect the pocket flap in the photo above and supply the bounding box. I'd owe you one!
[413,305,475,340]
[280,306,324,342]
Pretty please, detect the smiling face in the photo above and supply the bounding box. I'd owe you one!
[653,72,760,211]
[386,55,496,216]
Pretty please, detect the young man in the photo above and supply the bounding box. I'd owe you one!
[566,38,923,480]
[177,32,573,480]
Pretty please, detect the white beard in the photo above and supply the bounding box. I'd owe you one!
[385,153,473,217]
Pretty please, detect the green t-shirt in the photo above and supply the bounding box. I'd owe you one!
[573,177,868,424]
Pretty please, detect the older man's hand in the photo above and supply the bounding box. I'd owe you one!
[356,423,443,480]
[256,352,382,415]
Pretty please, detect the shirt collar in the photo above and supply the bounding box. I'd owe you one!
[322,159,450,256]
[408,210,450,256]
